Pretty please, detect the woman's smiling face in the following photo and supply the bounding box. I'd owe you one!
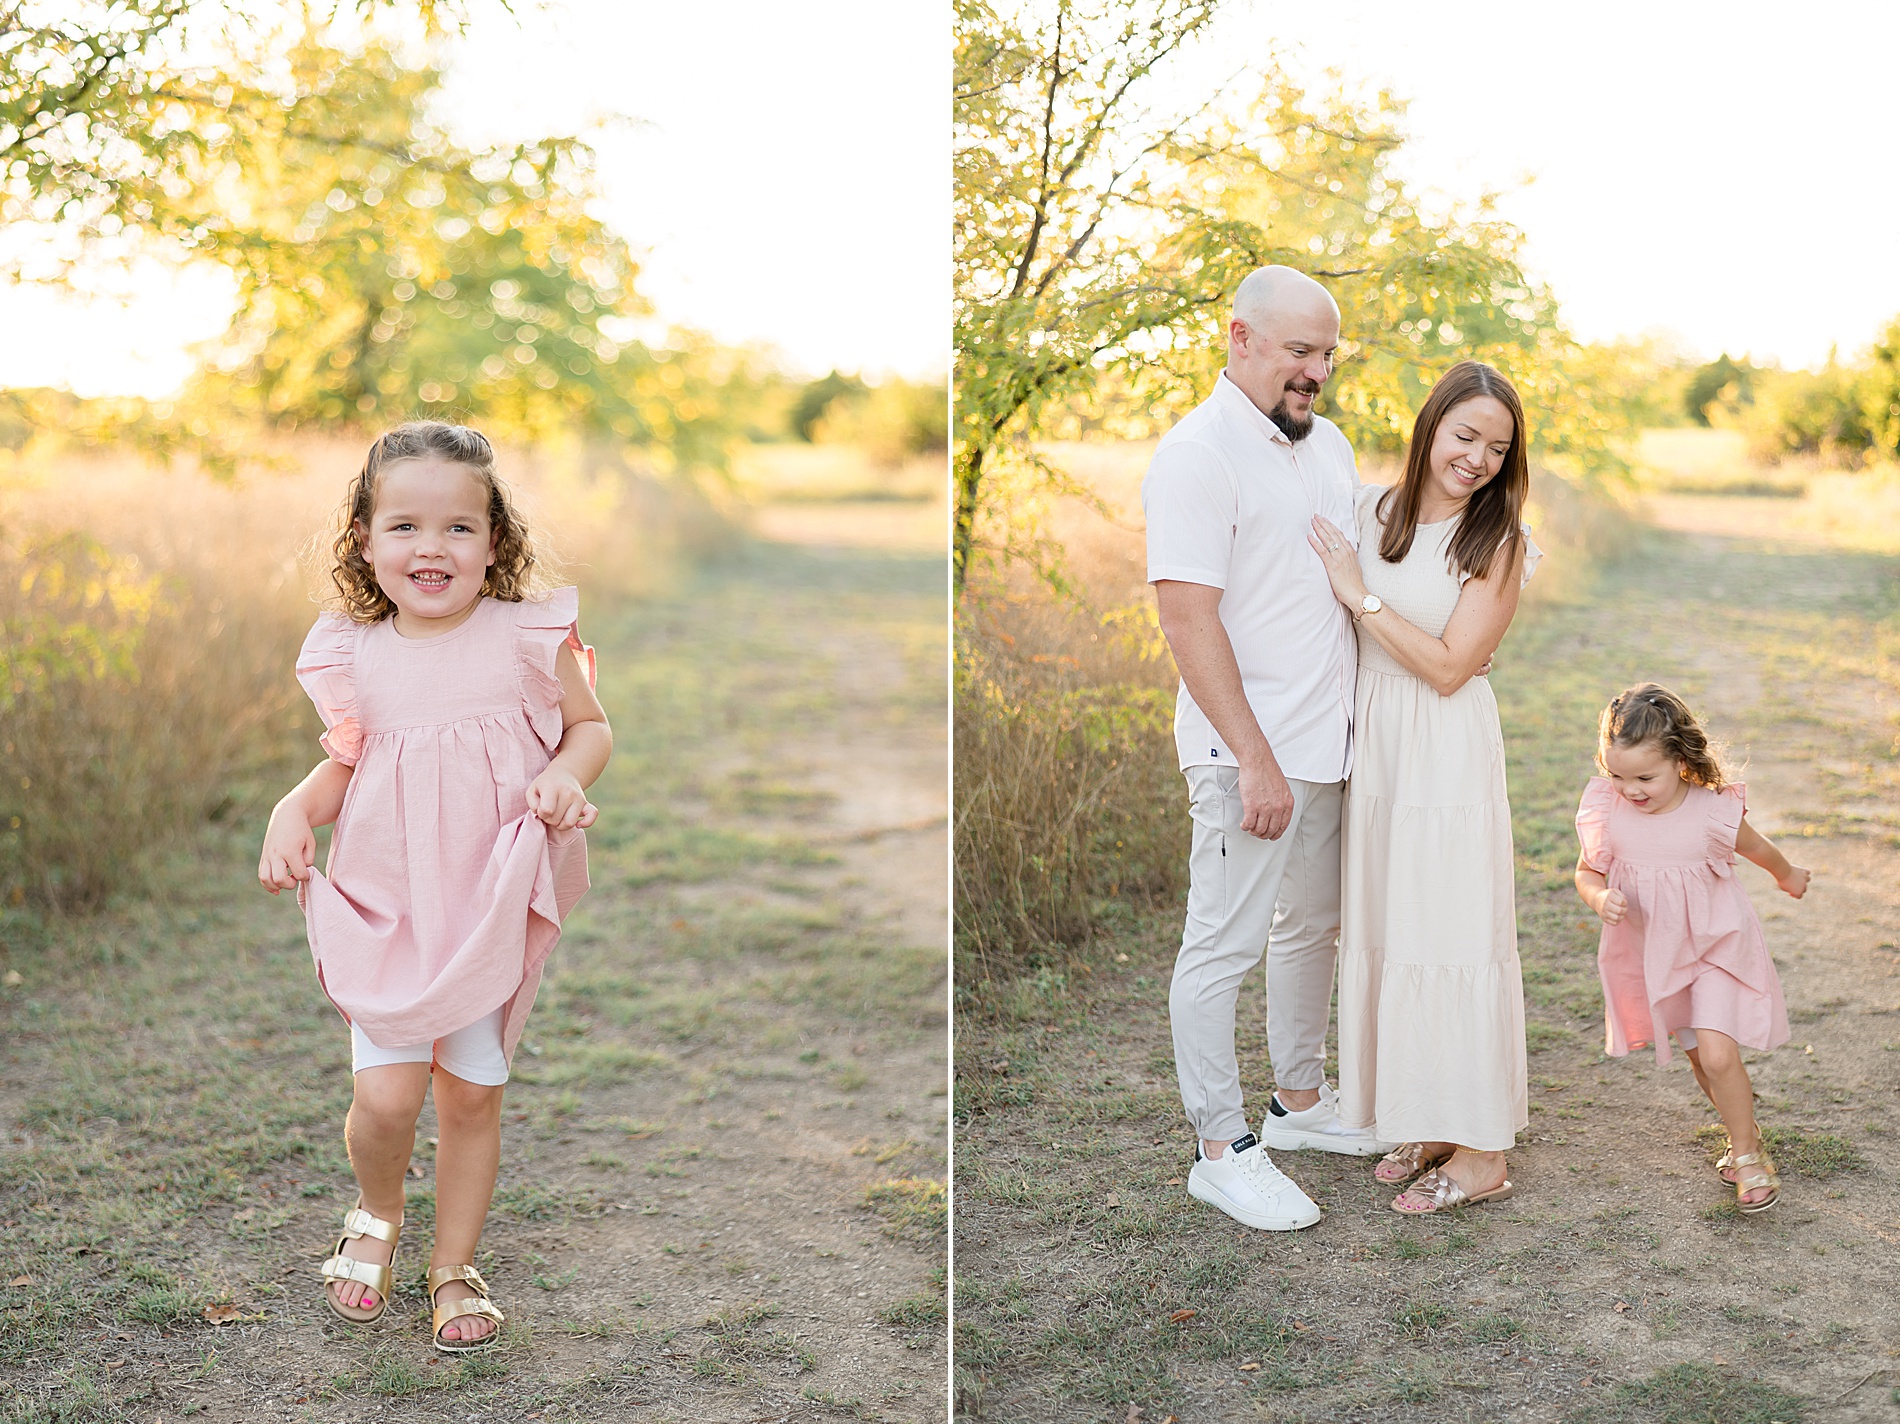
[1423,394,1515,515]
[356,456,497,635]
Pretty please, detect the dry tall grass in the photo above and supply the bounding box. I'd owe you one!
[954,444,1182,982]
[953,440,1635,983]
[0,432,730,916]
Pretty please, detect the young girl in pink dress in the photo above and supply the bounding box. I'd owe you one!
[1574,683,1807,1213]
[258,422,611,1350]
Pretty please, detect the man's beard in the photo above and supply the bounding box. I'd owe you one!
[1269,386,1321,442]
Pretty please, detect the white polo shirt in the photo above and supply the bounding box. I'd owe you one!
[1142,371,1360,780]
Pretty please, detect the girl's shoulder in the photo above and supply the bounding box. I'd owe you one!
[1575,776,1618,867]
[1577,775,1618,814]
[296,610,368,764]
[510,588,594,752]
[1698,781,1747,857]
[507,585,580,629]
[298,608,363,668]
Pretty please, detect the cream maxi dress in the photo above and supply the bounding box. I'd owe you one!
[1336,485,1540,1151]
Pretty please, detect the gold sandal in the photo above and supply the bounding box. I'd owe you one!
[1732,1150,1779,1213]
[320,1201,401,1324]
[1373,1142,1452,1186]
[429,1264,506,1353]
[1391,1166,1514,1215]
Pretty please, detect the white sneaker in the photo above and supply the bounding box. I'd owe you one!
[1185,1132,1321,1231]
[1255,1084,1394,1157]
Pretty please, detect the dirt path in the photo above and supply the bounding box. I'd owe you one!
[954,494,1900,1422]
[0,519,948,1422]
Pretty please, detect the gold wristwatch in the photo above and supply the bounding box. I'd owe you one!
[1355,593,1383,622]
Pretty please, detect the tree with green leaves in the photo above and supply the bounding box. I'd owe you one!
[1683,353,1759,427]
[2,3,745,464]
[953,0,1628,596]
[1864,317,1900,458]
[171,29,740,460]
[1,0,472,223]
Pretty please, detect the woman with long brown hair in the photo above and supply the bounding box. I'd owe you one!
[1306,360,1541,1212]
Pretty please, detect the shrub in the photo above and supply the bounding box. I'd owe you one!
[953,587,1180,975]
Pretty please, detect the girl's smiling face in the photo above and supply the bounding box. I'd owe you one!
[1422,394,1515,517]
[1601,738,1690,815]
[356,456,496,636]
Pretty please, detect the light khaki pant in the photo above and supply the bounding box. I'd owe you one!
[1169,768,1344,1142]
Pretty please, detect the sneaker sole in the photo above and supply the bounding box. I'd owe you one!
[1186,1175,1321,1232]
[1256,1123,1395,1157]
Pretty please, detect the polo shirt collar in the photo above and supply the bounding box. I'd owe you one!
[1215,369,1293,447]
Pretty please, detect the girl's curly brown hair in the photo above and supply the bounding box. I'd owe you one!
[329,421,547,623]
[1597,682,1730,790]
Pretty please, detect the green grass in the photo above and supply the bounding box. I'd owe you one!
[862,1177,947,1247]
[1611,1362,1806,1423]
[1694,1123,1867,1178]
[701,1302,818,1375]
[877,1292,947,1328]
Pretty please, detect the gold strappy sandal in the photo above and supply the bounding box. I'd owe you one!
[320,1200,401,1324]
[1373,1142,1453,1186]
[1391,1166,1514,1215]
[1731,1150,1779,1213]
[429,1264,506,1353]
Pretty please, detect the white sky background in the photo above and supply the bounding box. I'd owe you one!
[13,1,1899,395]
[1171,0,1900,370]
[0,0,946,397]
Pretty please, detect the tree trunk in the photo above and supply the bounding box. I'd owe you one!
[953,441,984,599]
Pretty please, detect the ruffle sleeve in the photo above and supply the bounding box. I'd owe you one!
[1518,525,1543,588]
[1706,782,1746,872]
[295,613,363,766]
[514,586,596,755]
[1459,523,1542,588]
[1575,776,1618,873]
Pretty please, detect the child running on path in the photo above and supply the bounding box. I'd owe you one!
[258,422,611,1350]
[1575,683,1806,1212]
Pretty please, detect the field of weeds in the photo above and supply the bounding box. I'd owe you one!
[954,439,1900,1422]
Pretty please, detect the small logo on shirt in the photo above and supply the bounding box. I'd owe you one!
[1210,747,1220,758]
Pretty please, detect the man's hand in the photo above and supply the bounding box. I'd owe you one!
[1238,758,1294,840]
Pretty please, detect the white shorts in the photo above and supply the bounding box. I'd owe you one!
[349,1006,510,1086]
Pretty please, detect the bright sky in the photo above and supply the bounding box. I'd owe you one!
[1182,0,1900,370]
[0,0,945,398]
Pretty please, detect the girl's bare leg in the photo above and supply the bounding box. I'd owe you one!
[1684,1031,1772,1205]
[333,1063,431,1315]
[1682,1043,1733,1180]
[430,1069,506,1342]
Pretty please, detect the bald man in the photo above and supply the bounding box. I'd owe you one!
[1142,265,1390,1233]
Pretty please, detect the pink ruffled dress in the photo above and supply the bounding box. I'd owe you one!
[294,588,595,1062]
[1575,777,1789,1063]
